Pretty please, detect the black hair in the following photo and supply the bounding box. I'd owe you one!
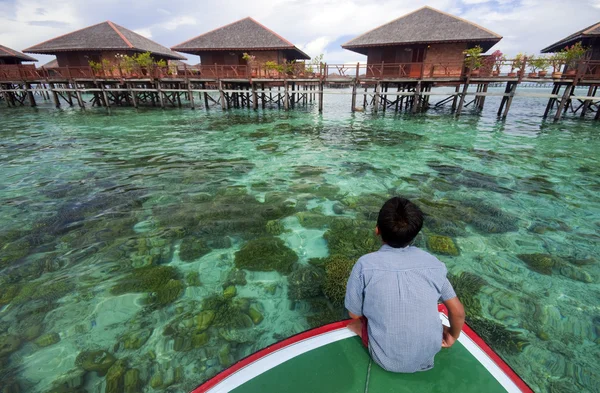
[376,197,423,248]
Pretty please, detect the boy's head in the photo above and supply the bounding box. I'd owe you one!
[376,197,423,248]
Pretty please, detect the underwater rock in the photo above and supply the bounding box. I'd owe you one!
[426,235,460,256]
[124,369,140,393]
[173,335,193,352]
[22,324,43,342]
[191,332,209,348]
[121,329,152,350]
[266,220,285,235]
[234,237,298,274]
[218,344,233,367]
[202,295,253,329]
[48,368,86,393]
[179,237,211,262]
[323,256,356,306]
[287,266,325,300]
[517,254,556,275]
[225,269,247,287]
[559,265,593,283]
[104,359,127,393]
[75,350,116,376]
[195,310,216,332]
[34,332,60,347]
[150,373,163,389]
[223,285,237,299]
[248,303,264,325]
[185,271,201,287]
[0,334,22,358]
[219,327,259,343]
[332,203,345,215]
[324,219,379,260]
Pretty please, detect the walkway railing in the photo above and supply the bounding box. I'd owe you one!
[0,59,597,82]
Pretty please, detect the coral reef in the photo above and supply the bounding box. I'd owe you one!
[517,254,556,275]
[323,256,356,306]
[234,237,298,274]
[223,285,237,299]
[104,359,127,393]
[296,212,335,229]
[202,295,253,329]
[0,334,22,358]
[120,329,152,350]
[426,235,460,256]
[468,317,527,354]
[179,237,211,262]
[248,303,264,325]
[447,272,485,318]
[287,266,324,300]
[224,269,246,287]
[124,369,140,393]
[266,220,285,235]
[185,271,201,287]
[75,350,116,376]
[323,219,379,260]
[34,332,60,347]
[111,266,183,307]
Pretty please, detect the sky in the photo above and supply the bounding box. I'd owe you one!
[1,0,599,65]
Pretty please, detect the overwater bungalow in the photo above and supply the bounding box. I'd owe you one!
[23,21,185,68]
[171,17,310,71]
[541,20,600,60]
[341,6,502,78]
[42,58,58,69]
[0,44,37,65]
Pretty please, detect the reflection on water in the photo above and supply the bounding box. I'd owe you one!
[0,89,599,393]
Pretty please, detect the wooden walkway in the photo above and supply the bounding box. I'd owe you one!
[1,60,599,120]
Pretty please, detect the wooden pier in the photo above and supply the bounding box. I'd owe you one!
[1,60,599,120]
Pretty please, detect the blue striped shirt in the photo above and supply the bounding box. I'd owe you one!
[345,245,457,373]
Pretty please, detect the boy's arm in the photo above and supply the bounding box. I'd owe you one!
[344,262,364,318]
[442,297,465,347]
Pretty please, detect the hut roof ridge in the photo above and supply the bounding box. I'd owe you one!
[23,21,185,60]
[541,20,600,53]
[171,17,310,59]
[341,6,501,50]
[0,44,38,61]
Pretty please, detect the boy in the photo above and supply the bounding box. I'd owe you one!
[345,196,465,373]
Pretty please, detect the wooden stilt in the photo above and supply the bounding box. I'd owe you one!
[203,82,210,109]
[252,83,258,110]
[187,81,195,109]
[412,81,422,114]
[451,85,460,112]
[50,83,60,108]
[284,81,290,111]
[218,80,226,110]
[580,85,595,118]
[262,83,266,109]
[554,84,574,120]
[351,80,357,112]
[456,83,469,116]
[318,81,324,113]
[373,82,381,113]
[502,82,517,118]
[25,83,36,107]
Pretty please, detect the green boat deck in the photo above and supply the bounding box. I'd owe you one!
[231,336,507,393]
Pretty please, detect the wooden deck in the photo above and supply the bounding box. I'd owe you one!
[0,60,599,120]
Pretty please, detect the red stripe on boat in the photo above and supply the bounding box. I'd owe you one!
[192,305,533,393]
[192,320,352,392]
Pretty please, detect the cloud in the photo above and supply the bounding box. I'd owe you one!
[133,28,153,38]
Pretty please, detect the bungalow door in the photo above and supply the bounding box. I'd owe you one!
[410,47,425,78]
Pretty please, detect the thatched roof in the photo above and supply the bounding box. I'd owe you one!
[0,44,38,62]
[172,17,310,60]
[541,21,600,53]
[342,6,502,55]
[43,58,58,68]
[24,21,185,60]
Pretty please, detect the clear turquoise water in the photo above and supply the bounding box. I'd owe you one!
[0,89,599,393]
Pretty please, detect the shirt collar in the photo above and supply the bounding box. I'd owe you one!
[380,244,410,252]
